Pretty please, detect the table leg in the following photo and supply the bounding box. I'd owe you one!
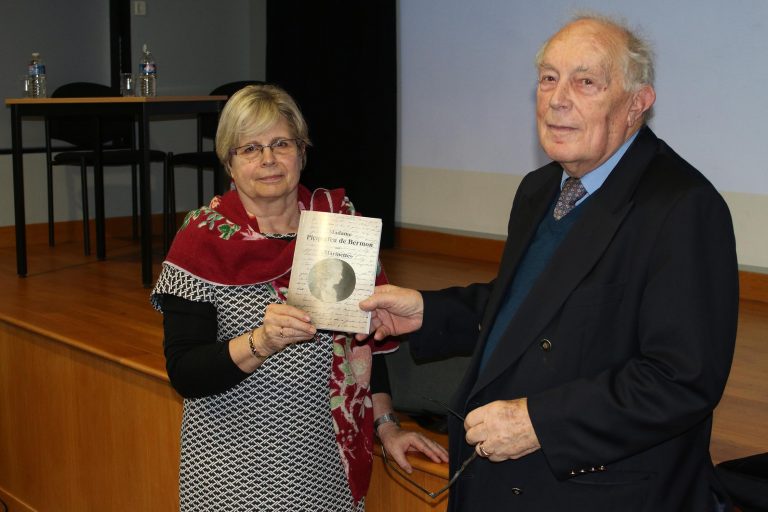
[44,118,55,247]
[138,105,153,287]
[93,116,106,260]
[10,105,27,277]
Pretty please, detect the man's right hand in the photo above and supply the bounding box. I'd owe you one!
[357,285,424,341]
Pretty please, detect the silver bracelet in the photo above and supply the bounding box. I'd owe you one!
[373,412,400,434]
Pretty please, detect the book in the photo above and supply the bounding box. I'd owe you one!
[287,210,382,334]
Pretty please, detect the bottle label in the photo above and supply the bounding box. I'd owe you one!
[28,63,45,76]
[140,62,157,75]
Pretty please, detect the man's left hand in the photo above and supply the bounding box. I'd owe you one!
[464,398,541,461]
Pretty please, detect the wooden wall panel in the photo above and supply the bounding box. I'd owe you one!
[0,322,182,512]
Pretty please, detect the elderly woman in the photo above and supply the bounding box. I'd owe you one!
[151,84,447,511]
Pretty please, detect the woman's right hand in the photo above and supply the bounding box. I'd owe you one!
[255,303,317,356]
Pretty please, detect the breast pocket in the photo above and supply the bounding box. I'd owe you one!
[562,282,626,324]
[554,282,628,371]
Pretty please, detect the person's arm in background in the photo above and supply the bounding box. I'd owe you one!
[371,354,448,472]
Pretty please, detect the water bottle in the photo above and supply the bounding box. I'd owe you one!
[138,44,157,97]
[28,52,47,98]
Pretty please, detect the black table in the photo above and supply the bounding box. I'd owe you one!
[6,95,226,287]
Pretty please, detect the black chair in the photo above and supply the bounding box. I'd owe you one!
[44,82,166,255]
[163,80,263,250]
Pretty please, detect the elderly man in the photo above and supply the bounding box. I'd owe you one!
[360,14,738,511]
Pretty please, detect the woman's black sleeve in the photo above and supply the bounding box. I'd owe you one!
[370,353,392,395]
[162,293,250,398]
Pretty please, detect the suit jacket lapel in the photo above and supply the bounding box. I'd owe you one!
[450,167,561,399]
[467,127,659,399]
[482,168,562,327]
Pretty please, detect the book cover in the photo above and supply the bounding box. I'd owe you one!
[287,210,382,333]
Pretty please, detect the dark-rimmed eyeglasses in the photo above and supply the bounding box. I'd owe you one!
[380,397,478,499]
[229,138,304,162]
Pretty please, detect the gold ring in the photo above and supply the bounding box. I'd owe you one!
[280,328,284,338]
[478,444,491,457]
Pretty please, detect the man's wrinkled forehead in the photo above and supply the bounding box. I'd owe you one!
[541,20,625,77]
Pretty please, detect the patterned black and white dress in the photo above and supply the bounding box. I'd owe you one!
[152,254,366,511]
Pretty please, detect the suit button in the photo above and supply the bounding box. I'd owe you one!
[540,339,552,352]
[511,487,523,495]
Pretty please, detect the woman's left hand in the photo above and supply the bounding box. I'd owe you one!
[377,423,450,473]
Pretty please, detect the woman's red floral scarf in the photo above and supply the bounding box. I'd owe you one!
[164,185,396,502]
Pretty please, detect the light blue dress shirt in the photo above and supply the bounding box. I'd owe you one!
[565,130,639,204]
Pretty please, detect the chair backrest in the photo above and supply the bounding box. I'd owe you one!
[52,81,117,98]
[199,80,266,141]
[48,82,131,149]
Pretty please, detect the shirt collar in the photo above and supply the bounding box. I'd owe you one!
[560,130,640,197]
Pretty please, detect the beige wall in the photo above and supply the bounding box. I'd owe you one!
[6,157,766,271]
[397,165,768,271]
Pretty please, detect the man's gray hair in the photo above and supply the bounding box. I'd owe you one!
[536,12,655,92]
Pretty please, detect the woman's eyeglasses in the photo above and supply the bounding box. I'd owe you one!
[379,397,478,499]
[229,138,304,162]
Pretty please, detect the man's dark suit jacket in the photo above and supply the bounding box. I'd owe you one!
[409,127,739,511]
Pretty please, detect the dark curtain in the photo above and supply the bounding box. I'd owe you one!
[266,1,397,248]
[109,0,132,90]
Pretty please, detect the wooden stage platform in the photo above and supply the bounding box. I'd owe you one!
[0,223,766,511]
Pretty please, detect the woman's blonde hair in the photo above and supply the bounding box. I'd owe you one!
[215,84,311,174]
